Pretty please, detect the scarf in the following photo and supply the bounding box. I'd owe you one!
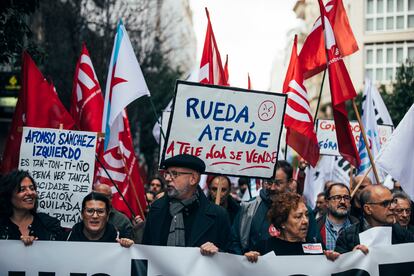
[167,193,198,247]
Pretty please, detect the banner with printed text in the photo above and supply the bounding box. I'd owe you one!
[162,81,287,178]
[316,119,393,156]
[1,241,414,276]
[18,127,97,227]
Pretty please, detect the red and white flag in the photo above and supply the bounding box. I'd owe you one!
[282,35,320,167]
[199,8,228,86]
[299,0,358,79]
[70,44,104,132]
[247,73,252,90]
[70,44,106,190]
[1,52,74,173]
[318,0,360,167]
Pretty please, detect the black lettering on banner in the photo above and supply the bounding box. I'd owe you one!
[379,261,414,276]
[131,259,148,276]
[332,269,370,276]
[39,273,55,276]
[9,272,25,276]
[69,272,111,276]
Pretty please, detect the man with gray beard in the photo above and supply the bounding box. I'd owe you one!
[316,183,358,250]
[142,154,231,255]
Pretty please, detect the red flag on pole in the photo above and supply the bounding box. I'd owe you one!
[70,44,104,132]
[282,35,320,167]
[247,73,252,90]
[299,0,358,79]
[198,8,228,86]
[95,111,146,218]
[224,54,229,84]
[1,52,75,173]
[70,44,106,190]
[318,0,360,167]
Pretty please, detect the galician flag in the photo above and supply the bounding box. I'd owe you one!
[97,21,149,218]
[102,21,150,150]
[357,78,384,183]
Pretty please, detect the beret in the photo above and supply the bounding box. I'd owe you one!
[161,154,206,174]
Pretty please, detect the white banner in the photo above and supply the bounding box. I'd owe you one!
[1,241,414,275]
[162,81,287,178]
[316,119,393,156]
[18,127,97,228]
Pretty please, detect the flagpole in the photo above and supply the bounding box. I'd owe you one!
[119,153,146,219]
[351,165,372,198]
[352,99,381,184]
[95,154,137,218]
[214,176,223,205]
[313,69,327,123]
[148,97,166,141]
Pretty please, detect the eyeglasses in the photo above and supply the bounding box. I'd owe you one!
[328,195,351,202]
[366,198,397,208]
[162,170,193,179]
[264,179,287,186]
[84,208,107,217]
[394,208,411,214]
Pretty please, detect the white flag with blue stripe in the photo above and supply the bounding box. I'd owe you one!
[357,78,384,182]
[102,21,150,151]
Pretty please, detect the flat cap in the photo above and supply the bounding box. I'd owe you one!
[161,154,206,174]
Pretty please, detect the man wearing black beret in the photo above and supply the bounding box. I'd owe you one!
[142,154,231,255]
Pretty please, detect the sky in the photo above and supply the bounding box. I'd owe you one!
[189,0,300,91]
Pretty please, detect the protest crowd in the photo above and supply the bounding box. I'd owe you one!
[1,154,414,260]
[1,0,414,274]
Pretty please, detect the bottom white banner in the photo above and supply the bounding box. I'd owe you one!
[1,240,414,276]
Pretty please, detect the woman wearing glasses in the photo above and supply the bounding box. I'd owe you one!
[66,192,134,247]
[0,170,64,245]
[245,192,340,262]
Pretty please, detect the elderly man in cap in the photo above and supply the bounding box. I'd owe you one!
[142,154,231,255]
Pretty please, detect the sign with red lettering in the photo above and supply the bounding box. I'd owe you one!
[316,119,393,156]
[161,81,287,178]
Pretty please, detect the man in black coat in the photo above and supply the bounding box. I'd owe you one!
[335,185,414,254]
[142,154,231,255]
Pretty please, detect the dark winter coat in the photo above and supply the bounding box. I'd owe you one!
[0,213,64,241]
[335,221,414,253]
[66,221,120,243]
[142,187,231,250]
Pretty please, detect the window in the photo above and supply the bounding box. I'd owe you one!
[365,0,414,31]
[365,42,414,83]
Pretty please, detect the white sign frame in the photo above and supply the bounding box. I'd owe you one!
[316,119,393,156]
[161,81,287,178]
[18,127,97,228]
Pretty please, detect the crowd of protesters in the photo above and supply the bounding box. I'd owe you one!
[0,154,413,264]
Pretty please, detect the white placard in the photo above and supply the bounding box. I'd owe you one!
[162,81,287,178]
[359,226,392,248]
[316,119,393,156]
[1,240,414,276]
[18,127,97,227]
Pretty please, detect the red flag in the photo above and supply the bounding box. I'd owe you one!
[318,0,360,167]
[299,0,358,79]
[282,35,320,167]
[224,54,229,84]
[70,44,104,132]
[247,73,252,90]
[70,44,106,189]
[1,52,74,173]
[95,111,146,219]
[198,8,228,86]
